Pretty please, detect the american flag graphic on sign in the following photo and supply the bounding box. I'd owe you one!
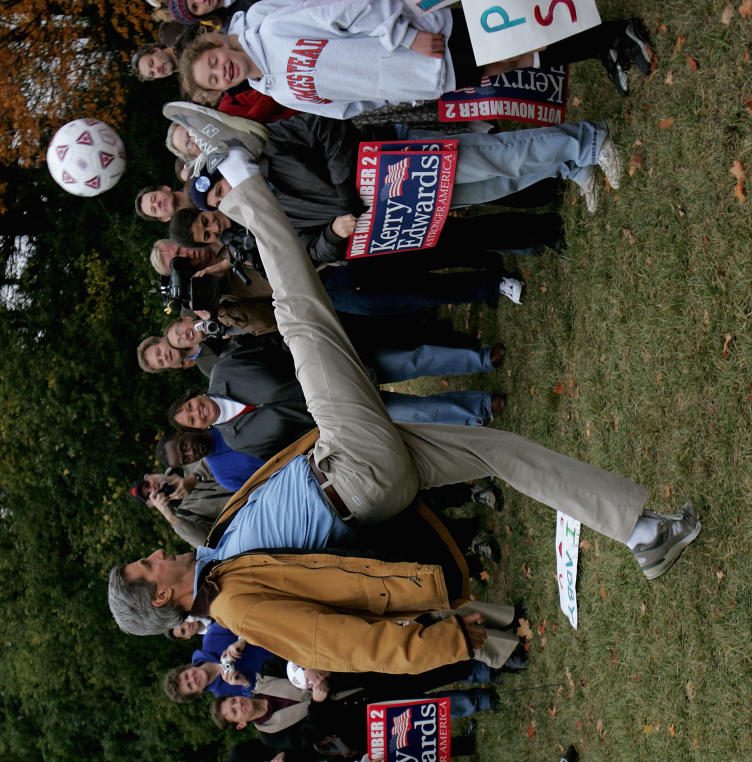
[388,708,412,750]
[379,157,410,200]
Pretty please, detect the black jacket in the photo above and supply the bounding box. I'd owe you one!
[207,335,314,460]
[261,113,366,264]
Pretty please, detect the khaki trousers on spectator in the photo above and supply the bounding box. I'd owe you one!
[220,176,648,544]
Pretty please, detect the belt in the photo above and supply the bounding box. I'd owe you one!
[307,452,358,525]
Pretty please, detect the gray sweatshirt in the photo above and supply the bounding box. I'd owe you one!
[228,0,455,119]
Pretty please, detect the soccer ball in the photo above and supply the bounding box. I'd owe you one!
[46,118,126,197]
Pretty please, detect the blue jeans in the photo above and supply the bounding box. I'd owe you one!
[381,390,491,427]
[371,345,492,382]
[376,345,494,426]
[404,120,607,207]
[321,264,496,315]
[433,688,497,717]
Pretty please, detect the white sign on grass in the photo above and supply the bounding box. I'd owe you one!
[460,0,602,66]
[555,511,580,629]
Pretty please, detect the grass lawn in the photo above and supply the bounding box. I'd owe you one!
[391,3,752,759]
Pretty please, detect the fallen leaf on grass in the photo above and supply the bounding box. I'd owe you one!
[665,70,674,85]
[722,333,735,357]
[658,117,675,129]
[639,602,647,616]
[597,719,604,736]
[579,538,591,551]
[730,160,746,200]
[566,670,575,697]
[622,228,636,244]
[685,680,695,701]
[717,570,726,581]
[547,706,558,717]
[744,94,752,112]
[521,562,533,579]
[608,648,618,665]
[553,382,565,395]
[527,722,536,738]
[529,386,535,396]
[600,586,607,599]
[740,0,752,18]
[517,618,533,641]
[664,484,671,498]
[668,724,676,738]
[572,95,582,107]
[674,35,686,52]
[629,152,644,176]
[686,55,700,71]
[643,723,659,736]
[479,570,490,581]
[722,3,736,23]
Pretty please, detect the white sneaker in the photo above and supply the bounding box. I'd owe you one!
[499,277,524,305]
[579,172,600,214]
[597,136,621,189]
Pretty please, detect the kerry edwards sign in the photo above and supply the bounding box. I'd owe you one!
[367,697,451,762]
[346,140,457,259]
[439,65,568,125]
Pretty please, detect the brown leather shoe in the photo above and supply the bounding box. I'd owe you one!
[490,393,507,416]
[489,342,506,368]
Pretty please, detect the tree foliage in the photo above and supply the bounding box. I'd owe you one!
[0,8,240,756]
[0,0,154,166]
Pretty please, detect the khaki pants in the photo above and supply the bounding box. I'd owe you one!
[220,176,647,544]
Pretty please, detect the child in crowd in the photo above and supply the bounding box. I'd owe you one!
[178,1,652,117]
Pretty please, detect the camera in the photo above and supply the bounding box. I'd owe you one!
[194,318,225,339]
[160,257,222,316]
[220,655,235,672]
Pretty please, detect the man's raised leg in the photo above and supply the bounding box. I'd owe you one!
[219,175,420,519]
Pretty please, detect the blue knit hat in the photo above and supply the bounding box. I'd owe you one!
[190,168,222,210]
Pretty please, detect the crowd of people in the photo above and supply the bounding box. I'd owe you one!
[112,3,699,761]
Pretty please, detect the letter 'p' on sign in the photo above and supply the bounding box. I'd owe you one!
[460,0,601,66]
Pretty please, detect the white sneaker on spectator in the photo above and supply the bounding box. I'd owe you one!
[499,277,524,305]
[597,136,621,189]
[579,172,600,214]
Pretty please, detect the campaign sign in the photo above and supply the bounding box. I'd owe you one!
[346,141,457,259]
[555,511,581,629]
[461,0,601,66]
[438,65,568,125]
[367,697,451,762]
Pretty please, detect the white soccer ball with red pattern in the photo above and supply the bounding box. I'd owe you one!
[46,118,126,197]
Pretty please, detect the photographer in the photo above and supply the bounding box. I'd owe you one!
[130,470,233,547]
[163,622,273,703]
[150,238,272,302]
[160,246,277,338]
